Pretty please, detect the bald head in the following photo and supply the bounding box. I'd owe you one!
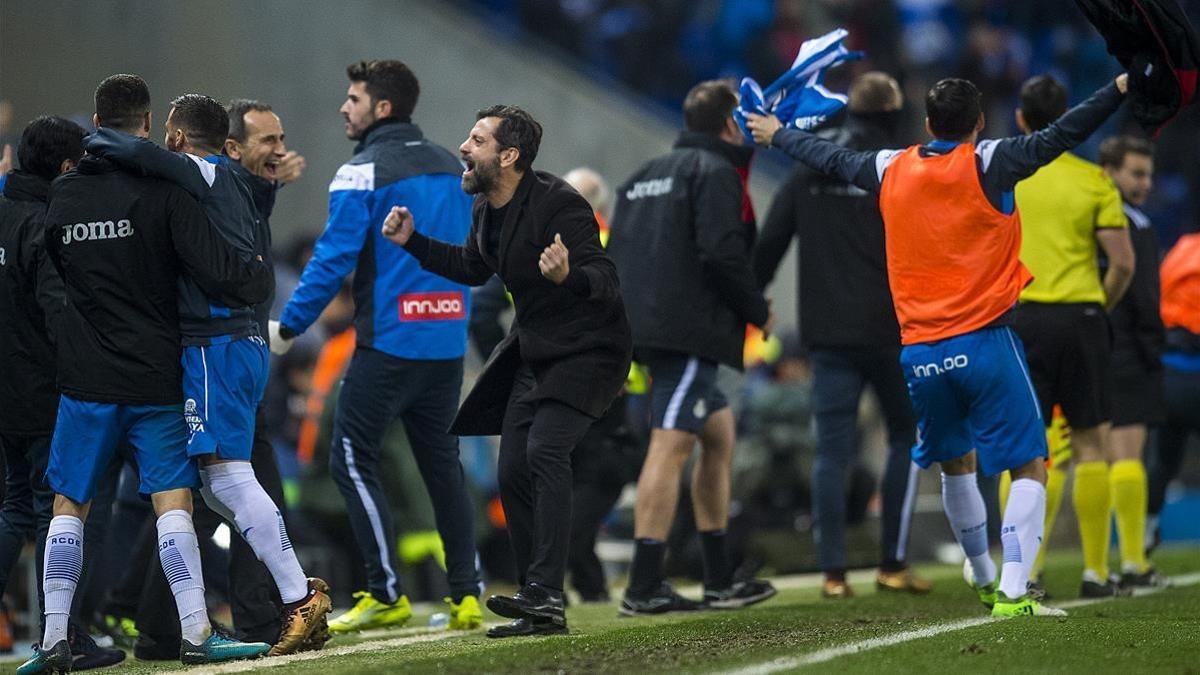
[849,72,903,114]
[564,167,612,218]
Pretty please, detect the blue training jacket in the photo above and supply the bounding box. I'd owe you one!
[280,120,472,359]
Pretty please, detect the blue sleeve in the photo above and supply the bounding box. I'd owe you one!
[978,82,1125,194]
[770,128,888,193]
[84,128,213,198]
[279,172,371,335]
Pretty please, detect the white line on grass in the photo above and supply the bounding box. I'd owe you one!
[726,571,1200,674]
[155,626,483,675]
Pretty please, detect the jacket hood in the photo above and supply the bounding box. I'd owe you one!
[2,170,50,203]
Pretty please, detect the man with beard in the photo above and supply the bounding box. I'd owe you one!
[606,80,777,615]
[754,72,930,599]
[271,60,484,632]
[380,104,632,637]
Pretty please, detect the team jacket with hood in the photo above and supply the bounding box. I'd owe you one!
[280,119,473,359]
[607,132,769,370]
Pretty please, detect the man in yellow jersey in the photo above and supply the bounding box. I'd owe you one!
[1098,136,1164,588]
[1011,75,1135,598]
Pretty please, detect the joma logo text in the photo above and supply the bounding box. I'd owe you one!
[61,219,134,244]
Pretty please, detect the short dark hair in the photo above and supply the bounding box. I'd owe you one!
[226,99,273,143]
[925,78,982,141]
[347,60,419,121]
[683,79,738,134]
[476,105,542,172]
[1099,135,1155,169]
[169,94,229,152]
[849,72,902,114]
[17,116,86,181]
[95,74,151,131]
[1019,75,1068,132]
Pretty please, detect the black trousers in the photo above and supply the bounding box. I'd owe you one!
[809,348,919,573]
[1149,366,1200,516]
[329,348,480,603]
[498,364,595,591]
[0,431,121,626]
[134,405,288,643]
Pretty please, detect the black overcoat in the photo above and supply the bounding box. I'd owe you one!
[405,169,632,435]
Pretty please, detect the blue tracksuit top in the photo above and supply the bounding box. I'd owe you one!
[280,120,472,359]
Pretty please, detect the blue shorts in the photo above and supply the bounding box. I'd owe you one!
[182,335,268,461]
[643,350,729,433]
[47,394,197,503]
[900,327,1048,477]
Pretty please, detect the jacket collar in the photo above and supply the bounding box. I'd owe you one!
[674,131,754,169]
[354,118,423,154]
[477,170,538,269]
[222,156,278,219]
[2,170,50,203]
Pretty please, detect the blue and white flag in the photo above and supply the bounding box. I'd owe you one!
[734,28,863,143]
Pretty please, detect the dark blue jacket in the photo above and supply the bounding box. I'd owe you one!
[84,129,266,345]
[280,120,472,359]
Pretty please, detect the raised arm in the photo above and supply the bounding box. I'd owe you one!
[167,186,273,307]
[84,128,213,199]
[384,206,494,287]
[982,76,1127,190]
[543,197,621,304]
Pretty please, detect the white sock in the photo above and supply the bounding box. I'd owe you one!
[157,509,211,644]
[1145,514,1160,552]
[42,515,84,648]
[941,472,996,586]
[201,462,308,604]
[999,478,1047,600]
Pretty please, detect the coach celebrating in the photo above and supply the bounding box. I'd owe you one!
[381,104,631,638]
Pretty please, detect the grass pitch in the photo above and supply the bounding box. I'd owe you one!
[4,546,1198,674]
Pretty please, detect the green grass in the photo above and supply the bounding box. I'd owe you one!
[4,546,1199,673]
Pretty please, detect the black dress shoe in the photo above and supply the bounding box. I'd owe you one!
[486,617,568,639]
[134,633,181,661]
[487,583,566,624]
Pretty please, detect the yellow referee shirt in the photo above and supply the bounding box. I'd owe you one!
[1016,152,1128,304]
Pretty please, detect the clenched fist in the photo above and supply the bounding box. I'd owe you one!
[381,206,415,246]
[539,233,570,284]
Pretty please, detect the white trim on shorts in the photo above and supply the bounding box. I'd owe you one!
[662,357,700,430]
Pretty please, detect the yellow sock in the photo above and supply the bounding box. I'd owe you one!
[1033,465,1067,577]
[1109,459,1148,573]
[1073,461,1112,579]
[999,470,1011,514]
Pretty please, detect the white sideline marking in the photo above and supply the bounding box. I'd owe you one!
[726,572,1200,674]
[156,626,483,675]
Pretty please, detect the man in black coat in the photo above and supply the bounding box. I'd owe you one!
[754,73,930,599]
[606,80,777,615]
[381,104,631,638]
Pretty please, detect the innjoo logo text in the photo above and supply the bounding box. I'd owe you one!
[399,291,466,321]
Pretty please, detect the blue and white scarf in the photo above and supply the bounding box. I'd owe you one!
[734,28,863,143]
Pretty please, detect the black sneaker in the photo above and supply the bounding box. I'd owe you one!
[619,582,704,616]
[68,624,126,671]
[1027,577,1049,602]
[1120,567,1166,590]
[703,579,777,609]
[486,583,566,625]
[134,633,180,661]
[486,616,568,638]
[1080,576,1131,599]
